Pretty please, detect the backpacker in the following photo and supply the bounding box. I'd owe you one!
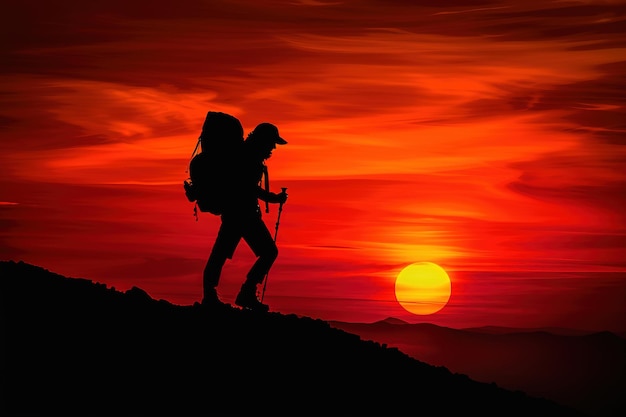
[184,111,244,219]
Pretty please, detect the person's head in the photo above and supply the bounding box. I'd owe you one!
[245,122,287,160]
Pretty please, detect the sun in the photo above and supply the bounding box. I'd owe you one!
[395,262,451,315]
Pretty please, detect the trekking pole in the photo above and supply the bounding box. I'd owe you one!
[261,187,287,302]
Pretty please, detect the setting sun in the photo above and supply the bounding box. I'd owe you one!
[395,262,451,315]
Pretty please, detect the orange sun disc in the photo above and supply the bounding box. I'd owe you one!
[395,262,451,315]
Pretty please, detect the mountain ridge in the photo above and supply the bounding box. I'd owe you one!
[370,317,625,338]
[329,319,625,417]
[1,260,588,416]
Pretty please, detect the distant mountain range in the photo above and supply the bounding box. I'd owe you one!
[1,260,593,416]
[329,318,625,417]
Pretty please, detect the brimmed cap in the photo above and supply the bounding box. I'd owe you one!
[252,123,287,145]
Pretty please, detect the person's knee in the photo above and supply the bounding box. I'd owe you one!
[259,244,278,262]
[265,244,278,261]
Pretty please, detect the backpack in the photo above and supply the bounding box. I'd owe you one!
[183,111,244,219]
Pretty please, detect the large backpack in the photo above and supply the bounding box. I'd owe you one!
[183,111,244,219]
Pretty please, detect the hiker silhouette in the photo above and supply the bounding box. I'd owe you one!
[202,122,288,312]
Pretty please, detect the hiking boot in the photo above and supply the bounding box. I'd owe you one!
[235,284,269,312]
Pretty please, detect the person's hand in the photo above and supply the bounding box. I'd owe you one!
[271,190,288,204]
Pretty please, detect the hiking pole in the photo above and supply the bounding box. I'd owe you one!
[261,187,287,303]
[273,187,287,241]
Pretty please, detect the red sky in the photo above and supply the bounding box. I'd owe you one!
[2,0,625,332]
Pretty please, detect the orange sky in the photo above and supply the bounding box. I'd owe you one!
[2,0,625,331]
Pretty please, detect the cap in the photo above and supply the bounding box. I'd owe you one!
[252,123,288,145]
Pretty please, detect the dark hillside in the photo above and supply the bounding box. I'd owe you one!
[329,320,625,417]
[1,261,587,416]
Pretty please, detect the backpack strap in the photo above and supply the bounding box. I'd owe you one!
[186,137,202,221]
[263,164,270,213]
[186,137,202,176]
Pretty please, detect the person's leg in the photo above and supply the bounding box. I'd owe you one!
[244,217,278,285]
[203,218,241,304]
[235,217,277,311]
[202,251,226,302]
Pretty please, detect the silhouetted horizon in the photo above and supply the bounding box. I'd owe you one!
[330,317,625,417]
[342,316,626,338]
[2,260,593,417]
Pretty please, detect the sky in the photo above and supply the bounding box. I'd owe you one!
[2,0,625,332]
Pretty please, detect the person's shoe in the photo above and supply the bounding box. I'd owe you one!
[235,284,269,312]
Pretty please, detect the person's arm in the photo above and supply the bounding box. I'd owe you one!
[256,186,287,204]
